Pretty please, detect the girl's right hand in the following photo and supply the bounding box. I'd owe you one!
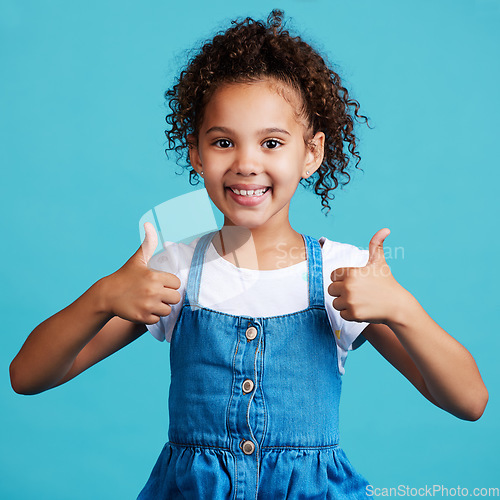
[100,222,181,324]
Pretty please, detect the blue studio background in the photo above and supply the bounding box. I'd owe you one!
[1,1,499,498]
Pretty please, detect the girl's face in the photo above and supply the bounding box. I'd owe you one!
[188,79,325,231]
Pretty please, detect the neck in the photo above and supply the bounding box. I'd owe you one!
[213,219,305,270]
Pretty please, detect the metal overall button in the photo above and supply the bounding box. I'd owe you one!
[240,439,255,455]
[245,326,257,341]
[242,378,254,394]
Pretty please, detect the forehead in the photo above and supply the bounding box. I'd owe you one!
[200,79,307,131]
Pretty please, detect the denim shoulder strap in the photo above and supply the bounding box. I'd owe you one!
[302,234,325,308]
[183,230,217,308]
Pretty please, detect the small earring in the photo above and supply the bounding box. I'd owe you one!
[200,171,204,176]
[306,171,310,175]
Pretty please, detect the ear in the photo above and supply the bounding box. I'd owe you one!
[187,134,203,174]
[303,131,325,178]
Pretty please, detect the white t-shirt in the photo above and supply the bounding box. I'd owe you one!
[146,236,370,375]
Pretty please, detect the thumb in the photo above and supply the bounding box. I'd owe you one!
[136,222,158,266]
[367,228,390,266]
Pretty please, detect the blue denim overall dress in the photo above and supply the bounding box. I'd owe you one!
[137,231,371,499]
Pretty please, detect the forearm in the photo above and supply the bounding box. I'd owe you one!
[10,278,113,395]
[387,291,488,420]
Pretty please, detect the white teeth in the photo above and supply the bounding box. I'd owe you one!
[231,187,268,196]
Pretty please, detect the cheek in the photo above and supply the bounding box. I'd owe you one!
[204,178,221,192]
[273,154,306,182]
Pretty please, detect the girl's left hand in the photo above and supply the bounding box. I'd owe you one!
[328,228,408,324]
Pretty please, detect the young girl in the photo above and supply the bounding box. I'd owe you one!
[10,10,488,499]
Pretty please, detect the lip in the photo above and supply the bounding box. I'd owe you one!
[225,186,271,207]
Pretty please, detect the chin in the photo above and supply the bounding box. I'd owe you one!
[225,215,268,230]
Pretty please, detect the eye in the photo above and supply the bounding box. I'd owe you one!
[263,139,282,149]
[213,139,233,148]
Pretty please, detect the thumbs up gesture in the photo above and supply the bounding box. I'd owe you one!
[328,228,406,324]
[100,222,181,324]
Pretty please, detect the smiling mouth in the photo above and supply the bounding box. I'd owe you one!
[226,187,271,197]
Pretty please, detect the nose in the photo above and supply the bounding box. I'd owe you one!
[231,145,262,176]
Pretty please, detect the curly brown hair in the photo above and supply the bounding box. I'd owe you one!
[164,9,369,215]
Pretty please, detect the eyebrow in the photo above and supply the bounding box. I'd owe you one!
[205,126,291,136]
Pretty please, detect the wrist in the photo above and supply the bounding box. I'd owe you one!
[385,286,421,330]
[90,276,116,317]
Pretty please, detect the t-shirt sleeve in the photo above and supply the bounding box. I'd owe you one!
[144,242,186,343]
[321,237,370,375]
[337,247,370,352]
